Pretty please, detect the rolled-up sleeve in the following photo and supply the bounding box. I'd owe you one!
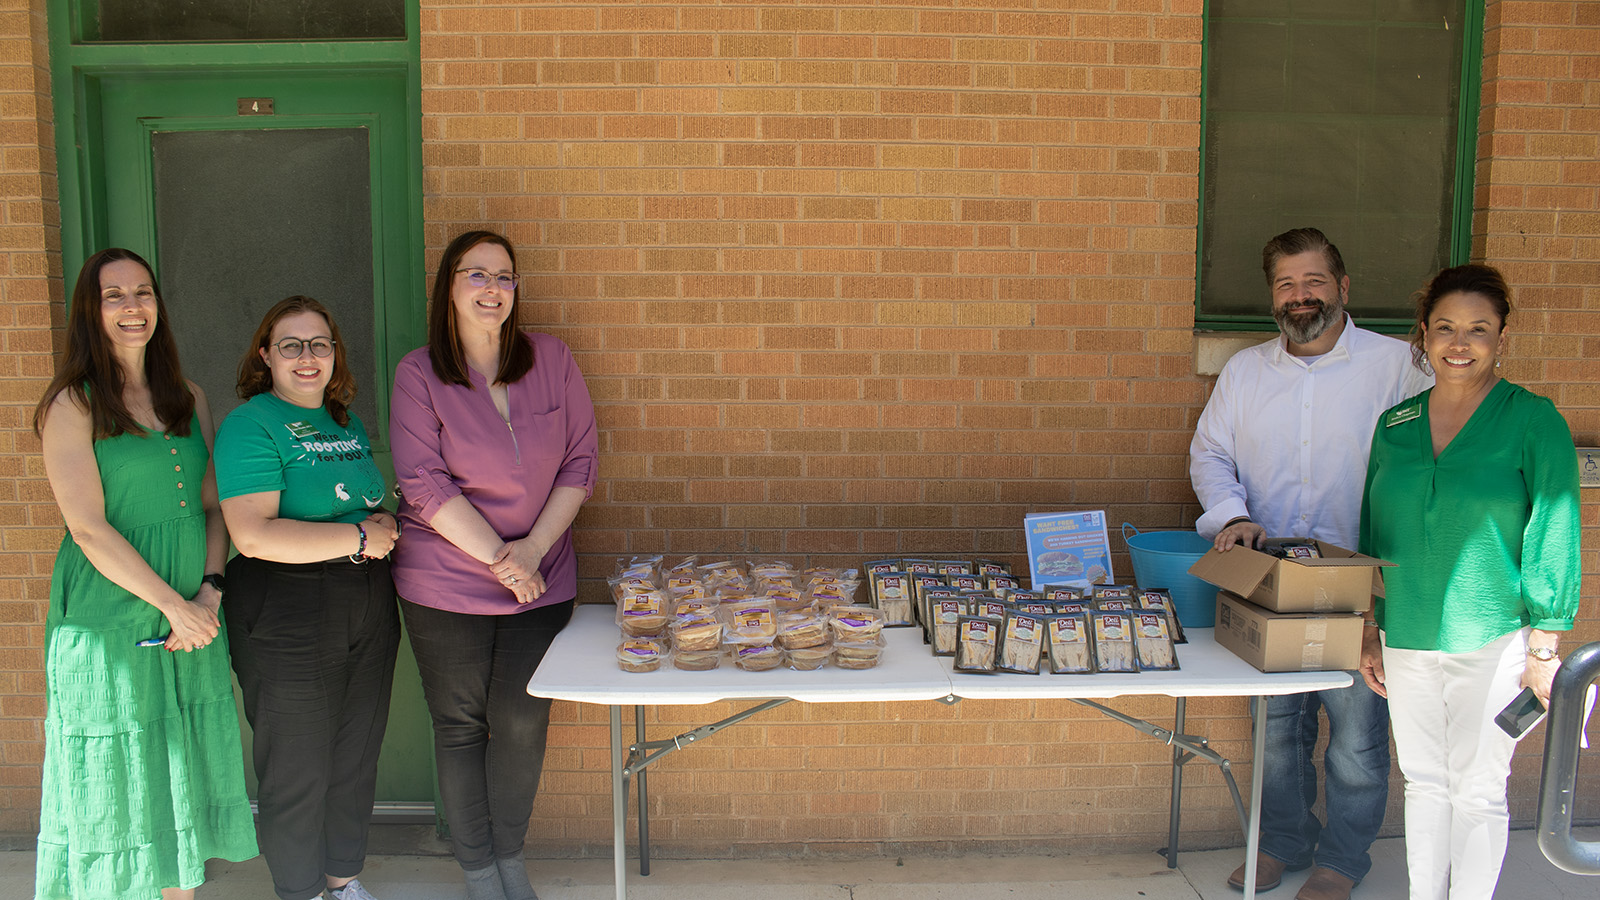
[553,341,599,497]
[389,356,464,523]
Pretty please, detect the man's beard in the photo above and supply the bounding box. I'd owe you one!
[1274,297,1343,345]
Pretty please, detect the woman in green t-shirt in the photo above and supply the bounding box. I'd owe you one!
[215,296,402,900]
[1358,265,1579,900]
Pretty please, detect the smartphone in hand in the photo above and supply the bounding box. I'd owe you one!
[1495,687,1547,740]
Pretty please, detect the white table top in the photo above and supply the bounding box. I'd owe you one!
[528,604,955,704]
[529,605,1352,706]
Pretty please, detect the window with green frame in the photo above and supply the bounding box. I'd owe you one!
[1197,0,1482,330]
[79,0,404,42]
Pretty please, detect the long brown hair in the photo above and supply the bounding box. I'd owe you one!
[236,295,358,427]
[34,248,195,438]
[427,229,533,388]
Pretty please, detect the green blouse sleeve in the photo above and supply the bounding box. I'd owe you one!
[1519,397,1580,632]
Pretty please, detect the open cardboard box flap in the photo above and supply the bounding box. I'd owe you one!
[1187,539,1393,613]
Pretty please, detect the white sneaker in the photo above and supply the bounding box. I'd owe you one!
[327,879,378,900]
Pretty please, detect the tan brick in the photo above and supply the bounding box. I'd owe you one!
[882,144,957,170]
[882,198,956,221]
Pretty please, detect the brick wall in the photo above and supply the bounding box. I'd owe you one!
[422,0,1214,851]
[0,0,56,836]
[0,0,1594,858]
[1475,0,1600,821]
[422,0,1206,579]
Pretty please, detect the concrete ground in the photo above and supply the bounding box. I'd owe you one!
[4,826,1597,899]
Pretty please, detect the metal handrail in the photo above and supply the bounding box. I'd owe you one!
[1537,641,1600,875]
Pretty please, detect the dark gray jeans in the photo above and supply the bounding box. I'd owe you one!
[400,597,573,870]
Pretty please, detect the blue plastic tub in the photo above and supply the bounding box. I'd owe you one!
[1121,523,1217,628]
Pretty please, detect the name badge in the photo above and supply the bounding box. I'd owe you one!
[1385,405,1421,428]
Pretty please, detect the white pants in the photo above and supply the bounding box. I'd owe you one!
[1383,630,1526,900]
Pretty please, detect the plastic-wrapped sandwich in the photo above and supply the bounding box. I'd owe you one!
[1133,611,1180,671]
[929,596,964,656]
[954,615,998,673]
[871,571,916,627]
[732,642,783,671]
[1137,588,1186,644]
[998,609,1045,675]
[1044,613,1094,674]
[831,641,882,669]
[671,648,721,671]
[617,638,666,673]
[1090,610,1138,673]
[829,606,885,642]
[786,642,831,670]
[775,612,827,649]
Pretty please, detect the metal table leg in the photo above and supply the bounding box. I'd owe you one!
[610,704,626,900]
[1166,697,1186,869]
[1071,696,1248,855]
[1243,695,1267,900]
[607,698,792,897]
[635,705,650,876]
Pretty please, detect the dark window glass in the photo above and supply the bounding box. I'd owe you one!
[91,0,403,42]
[1200,1,1467,321]
[152,127,376,429]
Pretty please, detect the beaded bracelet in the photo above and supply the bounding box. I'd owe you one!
[350,523,368,564]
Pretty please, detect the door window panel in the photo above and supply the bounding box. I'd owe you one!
[152,126,377,429]
[88,0,404,42]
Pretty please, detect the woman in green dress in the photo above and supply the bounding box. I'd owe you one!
[33,248,257,900]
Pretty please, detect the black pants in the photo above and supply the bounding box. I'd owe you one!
[226,555,400,900]
[400,597,572,870]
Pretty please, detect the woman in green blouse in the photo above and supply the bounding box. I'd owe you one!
[1357,264,1579,900]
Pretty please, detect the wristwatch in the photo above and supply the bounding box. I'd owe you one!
[201,573,227,595]
[1527,645,1559,662]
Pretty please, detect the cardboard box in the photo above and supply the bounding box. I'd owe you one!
[1186,539,1391,613]
[1214,591,1364,673]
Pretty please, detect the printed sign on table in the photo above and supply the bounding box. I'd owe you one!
[1024,510,1113,589]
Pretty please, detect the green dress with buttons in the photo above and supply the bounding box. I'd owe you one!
[35,419,257,900]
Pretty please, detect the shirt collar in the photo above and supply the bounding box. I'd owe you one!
[1271,313,1356,367]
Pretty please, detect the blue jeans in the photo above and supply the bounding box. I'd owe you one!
[1258,681,1391,883]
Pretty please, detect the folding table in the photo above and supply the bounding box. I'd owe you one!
[528,604,1352,900]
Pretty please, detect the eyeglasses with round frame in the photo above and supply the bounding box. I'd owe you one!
[456,268,520,291]
[271,337,336,359]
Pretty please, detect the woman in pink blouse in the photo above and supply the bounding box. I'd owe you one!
[389,230,597,900]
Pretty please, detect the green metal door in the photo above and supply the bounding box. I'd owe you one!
[90,68,435,814]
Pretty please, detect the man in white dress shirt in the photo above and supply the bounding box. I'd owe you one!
[1190,228,1431,900]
